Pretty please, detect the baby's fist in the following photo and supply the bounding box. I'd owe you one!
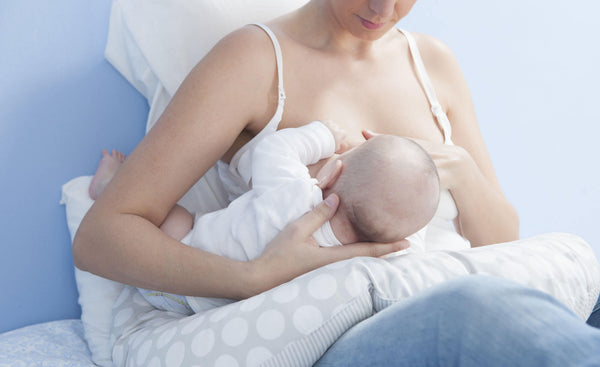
[321,120,351,153]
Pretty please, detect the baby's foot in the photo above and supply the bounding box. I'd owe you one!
[89,149,126,199]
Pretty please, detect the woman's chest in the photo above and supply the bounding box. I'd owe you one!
[278,55,445,143]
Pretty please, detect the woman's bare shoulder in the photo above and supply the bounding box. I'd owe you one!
[178,25,281,132]
[409,32,458,70]
[200,25,277,72]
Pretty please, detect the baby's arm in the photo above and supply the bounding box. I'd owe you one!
[159,204,193,241]
[249,121,336,192]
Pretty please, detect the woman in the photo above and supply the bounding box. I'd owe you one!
[74,0,600,365]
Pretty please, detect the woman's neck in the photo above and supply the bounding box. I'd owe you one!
[283,0,394,59]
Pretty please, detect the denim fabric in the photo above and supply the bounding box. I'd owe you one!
[587,294,600,328]
[316,276,600,367]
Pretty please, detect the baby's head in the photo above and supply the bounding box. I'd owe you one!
[324,135,440,244]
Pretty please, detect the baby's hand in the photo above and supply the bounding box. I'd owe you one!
[321,120,352,153]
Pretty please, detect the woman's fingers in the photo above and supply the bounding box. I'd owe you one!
[316,160,343,190]
[361,129,380,140]
[295,194,340,234]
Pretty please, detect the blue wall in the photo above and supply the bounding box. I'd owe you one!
[0,0,147,333]
[1,0,598,333]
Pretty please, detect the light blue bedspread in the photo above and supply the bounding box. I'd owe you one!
[0,319,94,366]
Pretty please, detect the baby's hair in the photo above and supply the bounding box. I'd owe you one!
[334,135,440,243]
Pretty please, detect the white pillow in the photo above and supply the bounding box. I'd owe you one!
[68,0,309,364]
[60,176,124,367]
[105,0,310,132]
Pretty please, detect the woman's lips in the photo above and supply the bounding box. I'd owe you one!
[358,16,385,30]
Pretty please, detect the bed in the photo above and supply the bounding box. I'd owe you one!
[2,0,599,365]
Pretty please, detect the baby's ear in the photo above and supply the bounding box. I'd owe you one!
[316,159,343,190]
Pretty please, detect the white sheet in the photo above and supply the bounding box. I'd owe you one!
[0,319,94,367]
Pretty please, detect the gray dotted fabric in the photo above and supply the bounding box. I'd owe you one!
[110,233,600,367]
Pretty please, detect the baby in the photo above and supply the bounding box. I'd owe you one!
[89,121,440,314]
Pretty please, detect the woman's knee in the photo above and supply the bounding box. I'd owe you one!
[439,275,521,303]
[436,275,576,326]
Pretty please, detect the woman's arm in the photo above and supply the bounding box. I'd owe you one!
[73,27,273,299]
[416,34,519,246]
[73,27,407,300]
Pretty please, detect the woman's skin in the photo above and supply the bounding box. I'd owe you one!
[73,0,518,301]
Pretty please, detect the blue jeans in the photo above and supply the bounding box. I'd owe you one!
[587,294,600,328]
[316,276,600,367]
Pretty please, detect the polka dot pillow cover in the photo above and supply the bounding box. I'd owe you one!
[109,233,600,366]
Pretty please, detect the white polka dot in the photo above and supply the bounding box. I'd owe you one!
[114,288,131,309]
[114,307,134,327]
[345,272,368,297]
[138,312,156,323]
[153,323,172,335]
[324,259,350,270]
[293,305,323,335]
[132,330,150,349]
[272,283,299,303]
[472,252,498,264]
[308,274,338,300]
[181,315,206,335]
[133,292,149,306]
[221,317,248,346]
[191,329,215,357]
[246,347,273,367]
[210,307,231,323]
[136,340,152,366]
[147,356,162,367]
[240,294,265,312]
[552,251,571,265]
[256,309,285,340]
[148,318,168,328]
[165,342,185,367]
[113,344,124,364]
[506,264,532,284]
[156,328,177,349]
[332,304,346,316]
[215,354,239,367]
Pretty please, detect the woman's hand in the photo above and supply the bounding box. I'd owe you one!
[406,138,475,192]
[362,130,473,192]
[245,194,409,297]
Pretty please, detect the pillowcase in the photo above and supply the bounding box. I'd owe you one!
[61,176,124,367]
[68,0,309,364]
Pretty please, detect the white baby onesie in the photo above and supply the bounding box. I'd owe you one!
[139,121,343,313]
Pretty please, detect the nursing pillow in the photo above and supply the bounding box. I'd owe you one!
[109,235,600,367]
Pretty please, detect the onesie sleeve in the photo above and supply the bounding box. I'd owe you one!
[249,121,336,193]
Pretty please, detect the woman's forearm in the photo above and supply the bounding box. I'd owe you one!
[73,208,253,300]
[73,195,409,301]
[450,153,519,246]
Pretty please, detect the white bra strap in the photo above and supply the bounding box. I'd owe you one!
[398,29,453,144]
[253,23,286,104]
